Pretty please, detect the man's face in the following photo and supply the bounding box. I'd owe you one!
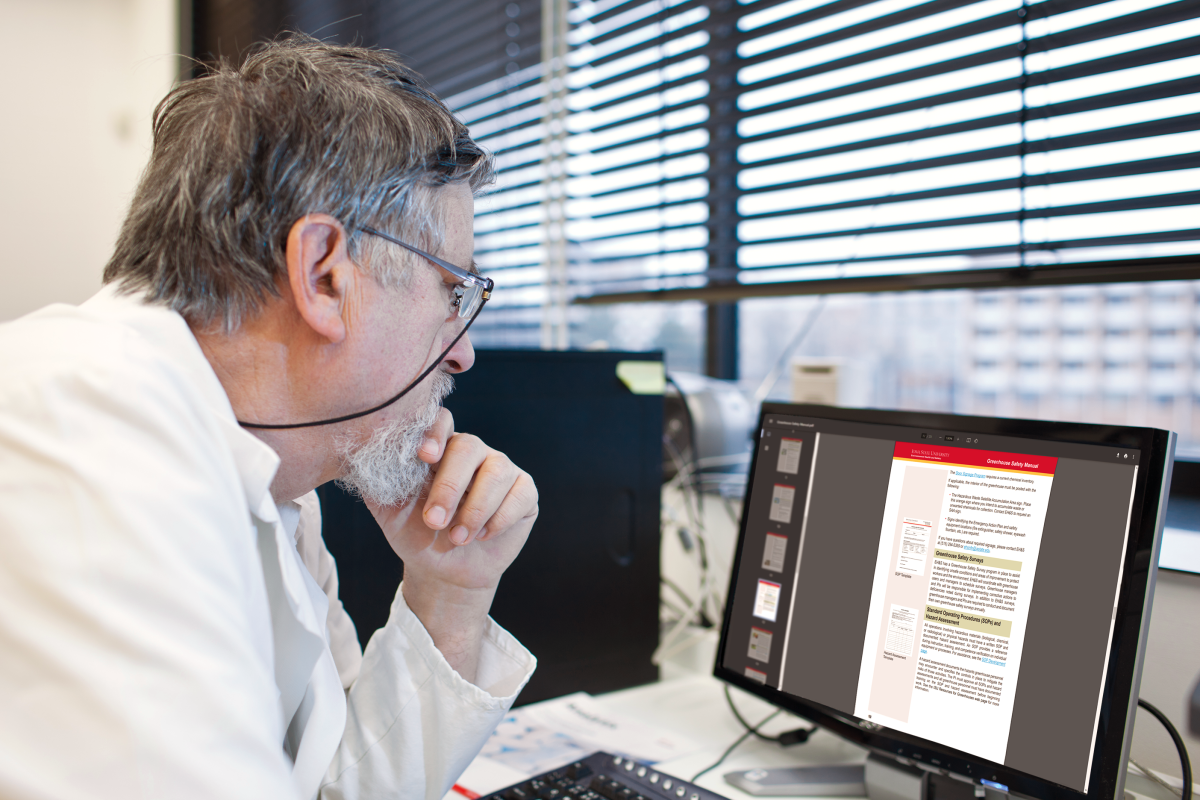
[334,183,477,507]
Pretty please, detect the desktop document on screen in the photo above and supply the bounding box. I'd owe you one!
[853,443,1072,765]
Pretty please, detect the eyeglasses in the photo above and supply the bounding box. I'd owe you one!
[238,227,489,431]
[361,226,493,320]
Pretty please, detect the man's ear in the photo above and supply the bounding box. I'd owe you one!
[285,214,355,344]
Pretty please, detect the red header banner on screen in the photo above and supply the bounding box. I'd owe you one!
[893,443,1058,476]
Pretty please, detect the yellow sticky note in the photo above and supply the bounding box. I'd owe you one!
[616,360,665,395]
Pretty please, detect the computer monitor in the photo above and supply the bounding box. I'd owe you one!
[714,403,1175,800]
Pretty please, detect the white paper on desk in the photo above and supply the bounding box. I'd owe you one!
[478,692,701,776]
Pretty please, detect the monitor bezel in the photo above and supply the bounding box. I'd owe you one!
[713,402,1174,800]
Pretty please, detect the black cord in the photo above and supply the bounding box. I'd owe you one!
[693,706,782,783]
[1138,698,1193,800]
[725,685,816,746]
[237,306,480,429]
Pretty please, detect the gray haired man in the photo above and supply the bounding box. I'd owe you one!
[0,37,537,800]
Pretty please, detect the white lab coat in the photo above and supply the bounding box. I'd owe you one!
[0,286,535,800]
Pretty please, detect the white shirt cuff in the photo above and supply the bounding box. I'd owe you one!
[391,582,537,706]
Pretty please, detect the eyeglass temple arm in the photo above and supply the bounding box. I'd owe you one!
[361,226,490,289]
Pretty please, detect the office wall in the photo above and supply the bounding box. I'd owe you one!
[0,0,175,322]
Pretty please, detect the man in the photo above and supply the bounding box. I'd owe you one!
[0,37,537,800]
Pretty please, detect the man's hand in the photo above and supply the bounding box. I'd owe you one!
[366,408,538,683]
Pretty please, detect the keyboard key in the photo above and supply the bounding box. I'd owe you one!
[567,763,593,780]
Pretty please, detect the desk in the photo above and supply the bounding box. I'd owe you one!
[450,672,869,800]
[598,674,869,800]
[449,664,1190,800]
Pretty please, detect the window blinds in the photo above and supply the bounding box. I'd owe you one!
[369,0,549,346]
[527,0,1199,306]
[199,0,1199,315]
[731,0,1200,289]
[465,0,718,343]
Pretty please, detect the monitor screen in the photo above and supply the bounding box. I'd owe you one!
[715,403,1174,800]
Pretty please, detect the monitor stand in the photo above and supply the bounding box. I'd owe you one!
[725,754,981,800]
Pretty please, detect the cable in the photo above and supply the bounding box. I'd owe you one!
[693,706,782,783]
[1138,698,1193,800]
[238,311,478,430]
[661,576,703,622]
[724,685,816,746]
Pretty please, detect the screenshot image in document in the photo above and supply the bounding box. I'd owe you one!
[854,443,1056,764]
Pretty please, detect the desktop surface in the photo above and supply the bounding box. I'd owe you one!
[447,674,871,800]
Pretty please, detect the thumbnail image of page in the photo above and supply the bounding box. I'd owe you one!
[763,532,788,572]
[745,667,767,684]
[777,438,804,475]
[896,518,932,576]
[753,579,782,622]
[769,484,796,524]
[884,604,918,657]
[853,443,1057,766]
[749,627,774,662]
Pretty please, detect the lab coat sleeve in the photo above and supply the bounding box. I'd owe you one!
[320,581,536,800]
[0,317,297,800]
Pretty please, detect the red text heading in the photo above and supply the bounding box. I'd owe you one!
[893,442,1057,475]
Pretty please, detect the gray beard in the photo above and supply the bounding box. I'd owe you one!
[336,369,455,507]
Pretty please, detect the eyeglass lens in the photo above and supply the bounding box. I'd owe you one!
[459,284,483,319]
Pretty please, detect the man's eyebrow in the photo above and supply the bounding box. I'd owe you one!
[468,259,480,277]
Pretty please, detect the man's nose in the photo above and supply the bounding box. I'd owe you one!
[442,328,475,373]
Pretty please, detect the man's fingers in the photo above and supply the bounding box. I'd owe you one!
[418,406,455,464]
[446,454,524,544]
[475,472,539,542]
[421,432,488,530]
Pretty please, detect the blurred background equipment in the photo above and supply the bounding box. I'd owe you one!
[658,372,757,669]
[663,372,756,497]
[789,361,839,406]
[318,349,663,704]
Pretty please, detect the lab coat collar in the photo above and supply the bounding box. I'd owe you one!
[81,285,283,510]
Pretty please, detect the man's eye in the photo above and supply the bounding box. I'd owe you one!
[451,285,465,307]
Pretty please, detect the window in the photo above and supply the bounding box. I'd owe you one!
[516,0,1196,370]
[195,0,1200,446]
[543,0,1200,311]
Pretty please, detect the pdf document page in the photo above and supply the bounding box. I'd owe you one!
[853,443,1057,765]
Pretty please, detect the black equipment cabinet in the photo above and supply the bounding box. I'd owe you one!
[316,349,663,704]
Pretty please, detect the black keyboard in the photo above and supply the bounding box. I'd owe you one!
[478,751,732,800]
